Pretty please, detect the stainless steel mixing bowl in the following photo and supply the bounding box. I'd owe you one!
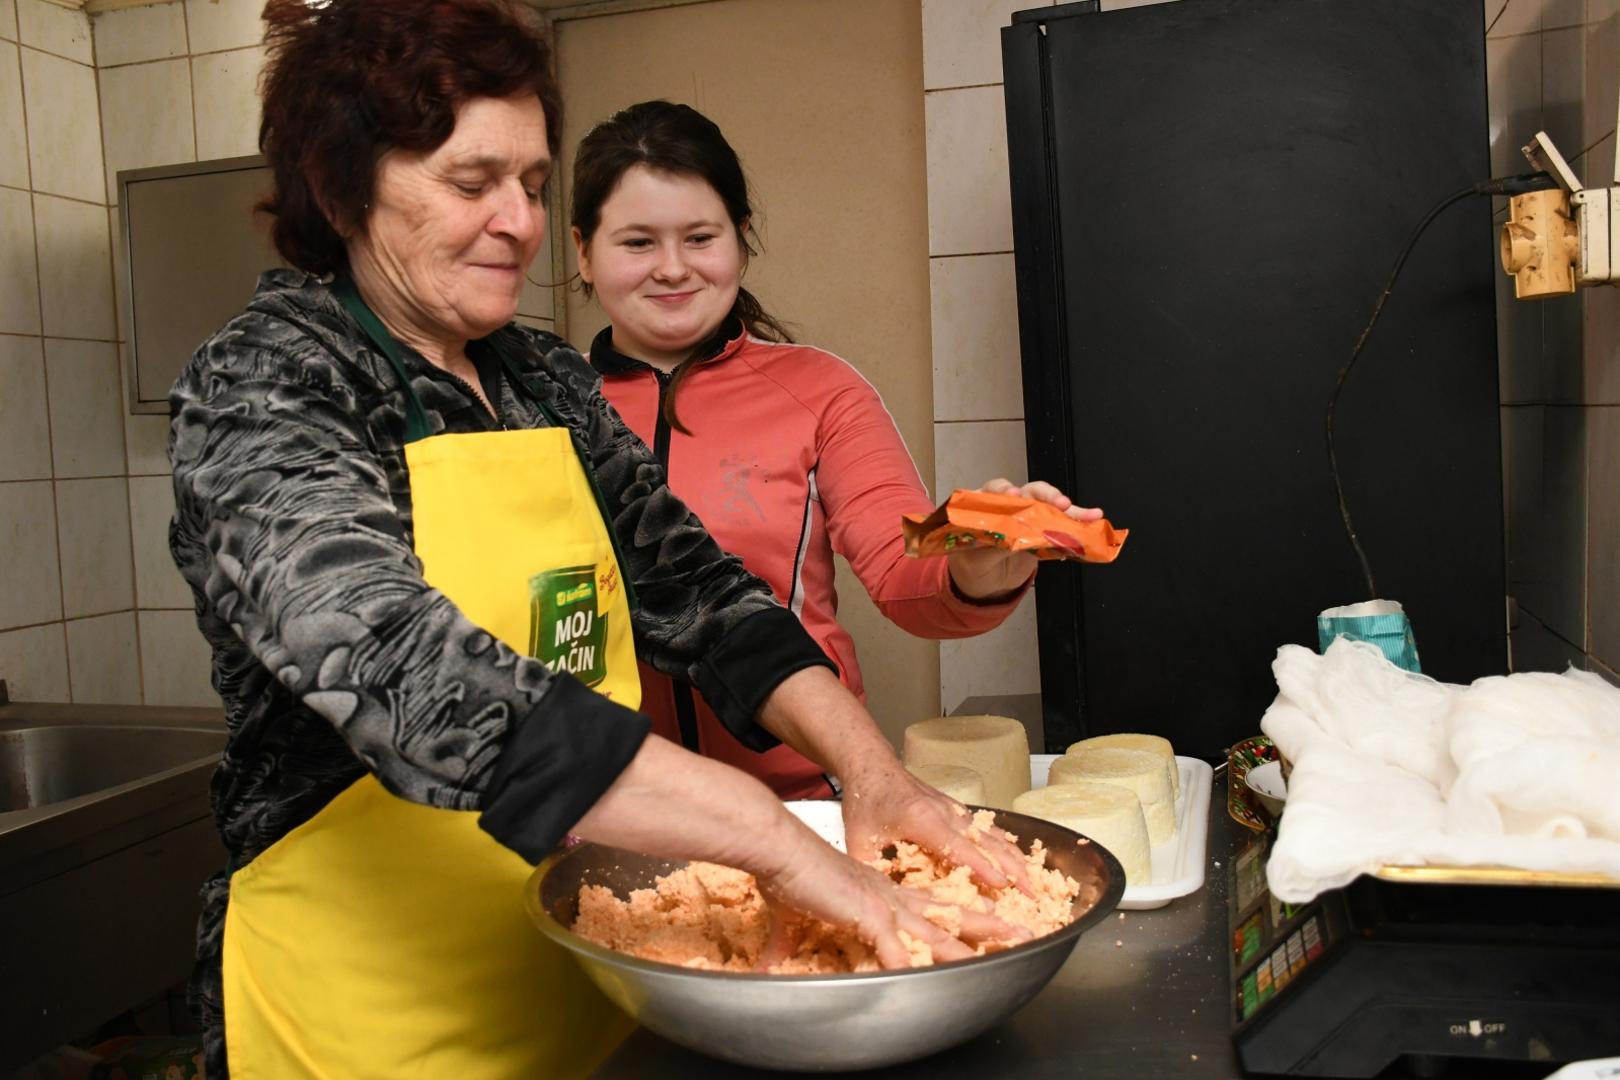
[524,806,1125,1072]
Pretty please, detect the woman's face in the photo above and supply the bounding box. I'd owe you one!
[349,93,549,346]
[574,165,745,369]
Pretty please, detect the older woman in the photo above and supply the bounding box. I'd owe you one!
[170,2,1026,1077]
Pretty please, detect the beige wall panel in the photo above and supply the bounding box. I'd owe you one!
[556,0,938,745]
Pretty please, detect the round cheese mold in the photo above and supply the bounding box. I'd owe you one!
[1013,782,1151,886]
[905,762,988,806]
[902,715,1030,810]
[1050,747,1175,845]
[1065,732,1178,798]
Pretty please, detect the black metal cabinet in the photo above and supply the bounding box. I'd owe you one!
[1002,0,1507,756]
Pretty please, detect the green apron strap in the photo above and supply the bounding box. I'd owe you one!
[332,277,434,444]
[486,337,640,614]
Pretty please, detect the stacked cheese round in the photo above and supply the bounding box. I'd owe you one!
[1013,782,1151,886]
[902,715,1030,809]
[905,763,987,805]
[1067,733,1178,798]
[1050,747,1175,844]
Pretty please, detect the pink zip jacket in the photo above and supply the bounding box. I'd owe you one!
[589,322,1027,798]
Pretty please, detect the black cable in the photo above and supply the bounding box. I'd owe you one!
[1326,172,1556,600]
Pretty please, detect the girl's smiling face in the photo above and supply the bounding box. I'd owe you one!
[574,164,745,370]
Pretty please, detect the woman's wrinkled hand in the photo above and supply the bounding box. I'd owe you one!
[840,765,1033,898]
[753,820,1029,971]
[946,478,1103,601]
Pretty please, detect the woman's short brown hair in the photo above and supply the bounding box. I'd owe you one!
[258,0,562,275]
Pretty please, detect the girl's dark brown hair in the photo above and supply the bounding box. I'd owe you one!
[571,100,792,434]
[257,0,562,276]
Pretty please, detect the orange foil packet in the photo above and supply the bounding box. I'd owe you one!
[902,489,1128,563]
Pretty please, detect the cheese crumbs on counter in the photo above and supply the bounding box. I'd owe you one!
[573,811,1081,974]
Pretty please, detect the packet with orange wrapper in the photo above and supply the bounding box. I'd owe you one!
[902,489,1128,563]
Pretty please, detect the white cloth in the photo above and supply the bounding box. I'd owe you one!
[1259,638,1620,902]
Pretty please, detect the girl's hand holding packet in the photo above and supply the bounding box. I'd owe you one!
[903,489,1128,563]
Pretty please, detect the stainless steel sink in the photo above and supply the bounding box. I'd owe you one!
[0,689,227,1073]
[1,724,224,812]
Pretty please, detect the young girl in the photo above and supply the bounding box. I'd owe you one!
[571,100,1099,799]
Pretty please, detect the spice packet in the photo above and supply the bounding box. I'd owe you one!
[902,489,1128,563]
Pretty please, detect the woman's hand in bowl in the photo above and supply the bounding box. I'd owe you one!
[755,820,1029,970]
[841,764,1033,897]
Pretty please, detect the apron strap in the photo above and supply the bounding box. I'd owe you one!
[332,282,641,613]
[489,343,641,614]
[333,277,435,444]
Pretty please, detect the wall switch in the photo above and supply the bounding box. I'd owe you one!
[1571,186,1620,285]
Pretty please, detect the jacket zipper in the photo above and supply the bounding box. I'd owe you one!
[439,368,505,430]
[651,369,702,755]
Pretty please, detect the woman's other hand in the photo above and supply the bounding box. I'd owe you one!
[946,478,1103,601]
[755,817,1028,970]
[841,764,1033,900]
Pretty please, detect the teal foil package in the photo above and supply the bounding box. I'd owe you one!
[1317,599,1421,673]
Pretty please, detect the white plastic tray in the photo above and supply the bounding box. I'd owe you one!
[1030,754,1212,910]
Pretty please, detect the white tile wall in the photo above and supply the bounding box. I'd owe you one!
[1508,607,1585,671]
[65,610,141,704]
[930,253,1024,421]
[1542,0,1584,30]
[99,58,194,204]
[924,86,1013,257]
[128,473,189,608]
[54,476,133,618]
[1586,12,1618,164]
[93,1,186,68]
[939,595,1040,712]
[16,0,89,64]
[19,46,104,204]
[1590,657,1620,687]
[921,0,1043,91]
[0,622,68,701]
[1486,0,1540,37]
[122,346,171,475]
[1505,405,1588,648]
[0,480,62,628]
[183,0,263,55]
[0,0,14,43]
[1587,266,1620,405]
[0,334,50,481]
[191,46,264,160]
[0,186,40,334]
[934,418,1029,494]
[109,204,130,338]
[0,41,28,188]
[33,194,115,340]
[1590,407,1619,669]
[44,337,124,477]
[1487,36,1541,183]
[138,609,214,707]
[1542,27,1584,160]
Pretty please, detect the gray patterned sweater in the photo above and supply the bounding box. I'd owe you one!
[169,269,831,1075]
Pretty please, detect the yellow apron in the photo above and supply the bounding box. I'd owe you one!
[221,283,638,1078]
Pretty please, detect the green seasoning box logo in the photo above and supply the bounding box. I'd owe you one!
[528,565,608,687]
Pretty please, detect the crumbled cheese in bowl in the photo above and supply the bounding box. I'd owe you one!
[572,810,1082,973]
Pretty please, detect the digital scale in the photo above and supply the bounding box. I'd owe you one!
[1228,825,1620,1077]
